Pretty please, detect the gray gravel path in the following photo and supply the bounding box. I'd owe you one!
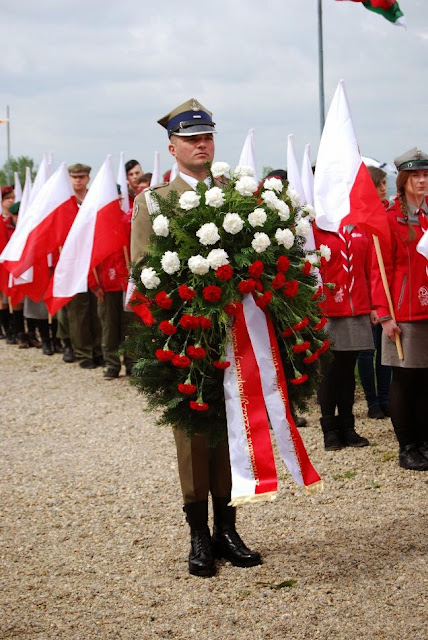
[1,340,427,639]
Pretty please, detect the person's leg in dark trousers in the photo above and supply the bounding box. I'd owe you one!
[373,323,391,413]
[357,347,378,411]
[97,291,122,376]
[390,367,428,470]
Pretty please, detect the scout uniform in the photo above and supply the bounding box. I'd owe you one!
[131,99,261,577]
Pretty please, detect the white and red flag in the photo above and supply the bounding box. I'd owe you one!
[287,134,305,204]
[238,128,258,182]
[0,163,78,279]
[13,172,22,201]
[335,0,406,27]
[314,80,390,246]
[44,155,127,315]
[224,294,322,505]
[117,152,130,213]
[150,151,161,187]
[301,143,314,207]
[417,230,428,260]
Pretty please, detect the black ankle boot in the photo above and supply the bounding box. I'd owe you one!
[183,501,216,577]
[339,415,369,447]
[211,497,261,568]
[399,444,428,471]
[320,416,343,451]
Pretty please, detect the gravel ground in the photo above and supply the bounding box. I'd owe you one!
[1,340,427,640]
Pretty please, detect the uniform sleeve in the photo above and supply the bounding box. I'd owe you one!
[371,216,394,321]
[130,191,154,264]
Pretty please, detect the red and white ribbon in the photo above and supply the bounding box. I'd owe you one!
[224,294,322,505]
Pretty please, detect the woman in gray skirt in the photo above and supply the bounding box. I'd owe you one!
[372,148,428,471]
[314,222,372,451]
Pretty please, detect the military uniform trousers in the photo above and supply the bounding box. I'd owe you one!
[173,428,232,504]
[97,290,134,372]
[68,291,102,361]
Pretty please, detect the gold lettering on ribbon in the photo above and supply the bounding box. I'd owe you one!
[231,323,260,486]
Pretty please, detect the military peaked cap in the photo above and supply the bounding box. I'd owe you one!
[158,98,216,137]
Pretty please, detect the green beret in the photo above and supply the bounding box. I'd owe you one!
[68,163,91,175]
[394,148,428,172]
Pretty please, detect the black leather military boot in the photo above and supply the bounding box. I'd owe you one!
[320,416,344,451]
[339,414,369,447]
[399,444,428,471]
[183,501,216,577]
[211,497,262,568]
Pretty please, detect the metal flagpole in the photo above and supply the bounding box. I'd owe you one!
[6,105,11,184]
[317,0,325,135]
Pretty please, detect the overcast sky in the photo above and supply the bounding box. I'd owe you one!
[1,0,427,181]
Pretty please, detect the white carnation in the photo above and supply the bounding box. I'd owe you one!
[275,228,295,249]
[196,222,220,246]
[263,177,283,193]
[261,190,280,210]
[161,251,180,275]
[303,204,316,220]
[319,244,331,262]
[211,162,230,178]
[295,218,311,237]
[223,212,244,234]
[206,248,229,269]
[306,253,319,265]
[140,267,160,289]
[188,254,210,275]
[287,186,301,208]
[152,214,169,237]
[248,208,267,227]
[276,200,290,221]
[235,176,258,197]
[233,165,255,178]
[205,186,225,208]
[179,190,201,211]
[251,232,271,253]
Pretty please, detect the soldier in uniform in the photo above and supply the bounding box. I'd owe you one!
[131,99,262,577]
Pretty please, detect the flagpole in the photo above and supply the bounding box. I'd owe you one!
[317,0,325,135]
[6,105,11,184]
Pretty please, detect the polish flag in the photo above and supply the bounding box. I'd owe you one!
[301,143,314,207]
[0,163,78,278]
[287,134,305,204]
[238,129,258,182]
[417,230,428,260]
[117,152,130,213]
[150,151,161,186]
[44,155,127,315]
[314,80,390,246]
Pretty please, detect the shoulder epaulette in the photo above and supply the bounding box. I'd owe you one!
[147,182,169,191]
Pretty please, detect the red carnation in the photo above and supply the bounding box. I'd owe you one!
[277,255,290,273]
[311,286,323,301]
[190,400,209,411]
[248,260,264,278]
[198,315,212,329]
[186,345,206,359]
[293,317,309,331]
[172,354,191,368]
[180,314,200,330]
[320,256,327,268]
[213,360,231,369]
[202,285,222,302]
[282,328,294,338]
[224,302,242,316]
[303,352,319,365]
[178,284,196,301]
[255,291,273,309]
[312,317,327,331]
[159,320,177,335]
[216,265,233,281]
[318,338,331,354]
[155,348,175,361]
[301,261,312,276]
[272,272,286,290]
[293,341,311,354]
[284,279,299,298]
[290,373,309,385]
[238,279,256,294]
[155,291,173,310]
[178,383,197,395]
